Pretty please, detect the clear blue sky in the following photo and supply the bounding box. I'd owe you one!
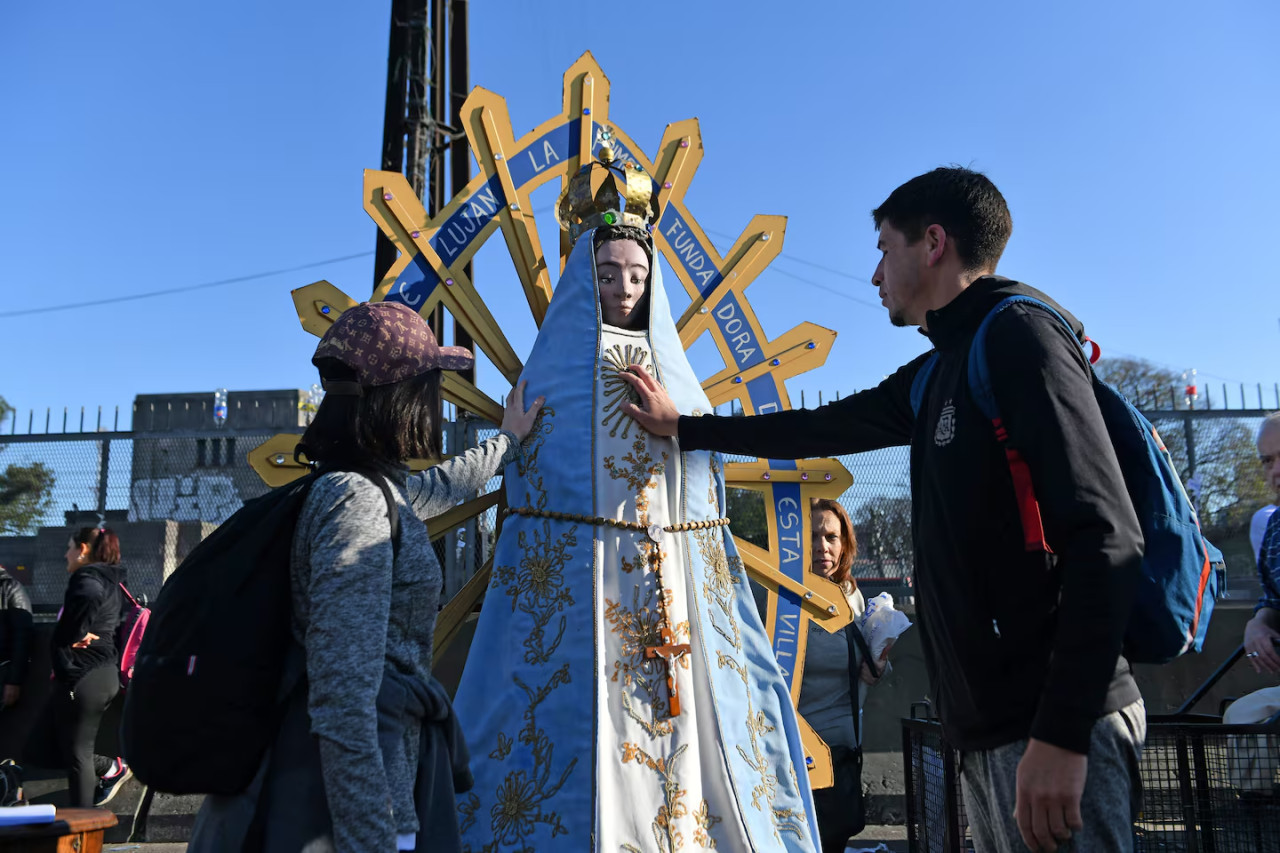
[2,1,1277,429]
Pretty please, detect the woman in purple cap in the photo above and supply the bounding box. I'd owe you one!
[189,301,543,853]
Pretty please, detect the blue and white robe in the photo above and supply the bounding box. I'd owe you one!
[453,230,818,852]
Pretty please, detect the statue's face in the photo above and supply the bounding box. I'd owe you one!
[595,239,649,328]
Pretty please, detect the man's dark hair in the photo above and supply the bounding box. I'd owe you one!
[872,167,1012,272]
[296,360,442,466]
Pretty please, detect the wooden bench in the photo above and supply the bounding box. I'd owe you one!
[0,807,117,852]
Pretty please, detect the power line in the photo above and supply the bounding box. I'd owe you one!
[766,267,883,311]
[701,227,873,285]
[531,202,878,299]
[0,251,376,318]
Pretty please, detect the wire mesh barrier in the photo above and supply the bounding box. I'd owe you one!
[901,714,1280,853]
[0,430,292,532]
[0,397,1272,610]
[821,408,1272,596]
[1136,717,1280,853]
[902,715,972,852]
[442,417,504,599]
[0,428,297,608]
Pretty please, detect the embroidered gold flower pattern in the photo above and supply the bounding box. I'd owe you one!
[771,807,807,841]
[621,742,691,853]
[491,772,539,842]
[601,343,655,438]
[604,583,690,737]
[489,732,513,761]
[461,406,580,853]
[460,664,576,853]
[693,799,724,849]
[696,526,742,651]
[604,435,668,574]
[515,405,556,511]
[494,521,578,665]
[697,467,809,843]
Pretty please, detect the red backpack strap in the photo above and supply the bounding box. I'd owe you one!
[993,419,1052,553]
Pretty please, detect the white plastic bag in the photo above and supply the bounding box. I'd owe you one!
[859,591,912,663]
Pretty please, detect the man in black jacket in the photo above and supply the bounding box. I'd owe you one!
[0,564,33,710]
[622,168,1145,853]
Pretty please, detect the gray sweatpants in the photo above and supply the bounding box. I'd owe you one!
[959,699,1145,853]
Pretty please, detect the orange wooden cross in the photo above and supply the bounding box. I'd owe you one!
[645,626,691,717]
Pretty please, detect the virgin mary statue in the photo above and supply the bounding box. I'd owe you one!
[453,150,818,853]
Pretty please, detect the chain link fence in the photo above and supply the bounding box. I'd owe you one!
[725,404,1275,601]
[0,427,293,609]
[1,400,1271,608]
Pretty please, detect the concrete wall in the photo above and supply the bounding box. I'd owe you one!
[25,520,184,608]
[0,535,39,586]
[133,389,307,432]
[129,390,308,525]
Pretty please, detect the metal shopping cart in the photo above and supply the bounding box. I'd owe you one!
[902,647,1280,852]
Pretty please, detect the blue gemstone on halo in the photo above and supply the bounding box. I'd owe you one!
[321,306,331,314]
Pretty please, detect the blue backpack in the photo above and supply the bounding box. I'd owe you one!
[909,294,1221,664]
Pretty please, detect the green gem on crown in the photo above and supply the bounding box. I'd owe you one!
[603,211,618,225]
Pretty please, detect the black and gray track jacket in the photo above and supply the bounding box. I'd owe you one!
[679,276,1143,754]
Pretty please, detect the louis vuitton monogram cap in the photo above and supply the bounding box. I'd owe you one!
[312,301,473,390]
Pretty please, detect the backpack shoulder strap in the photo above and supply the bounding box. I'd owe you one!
[368,475,402,561]
[909,353,940,417]
[966,295,1080,555]
[967,294,1079,421]
[118,582,140,608]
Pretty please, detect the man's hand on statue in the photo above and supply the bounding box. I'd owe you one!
[501,381,546,442]
[1243,612,1280,675]
[1015,738,1087,853]
[619,366,680,437]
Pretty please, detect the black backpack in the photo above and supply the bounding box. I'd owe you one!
[121,466,400,795]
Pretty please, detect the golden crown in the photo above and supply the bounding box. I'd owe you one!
[556,144,661,245]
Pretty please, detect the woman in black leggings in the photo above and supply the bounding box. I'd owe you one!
[26,527,130,806]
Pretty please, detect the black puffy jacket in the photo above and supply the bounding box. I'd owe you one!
[0,568,33,685]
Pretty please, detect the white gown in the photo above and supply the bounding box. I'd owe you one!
[593,324,750,851]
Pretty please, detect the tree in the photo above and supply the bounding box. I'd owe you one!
[1095,357,1269,539]
[1094,357,1189,411]
[0,395,58,535]
[725,487,768,549]
[853,497,913,579]
[0,462,55,534]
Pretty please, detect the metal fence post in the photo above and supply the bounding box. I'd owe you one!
[97,439,111,518]
[441,415,465,599]
[1183,415,1197,478]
